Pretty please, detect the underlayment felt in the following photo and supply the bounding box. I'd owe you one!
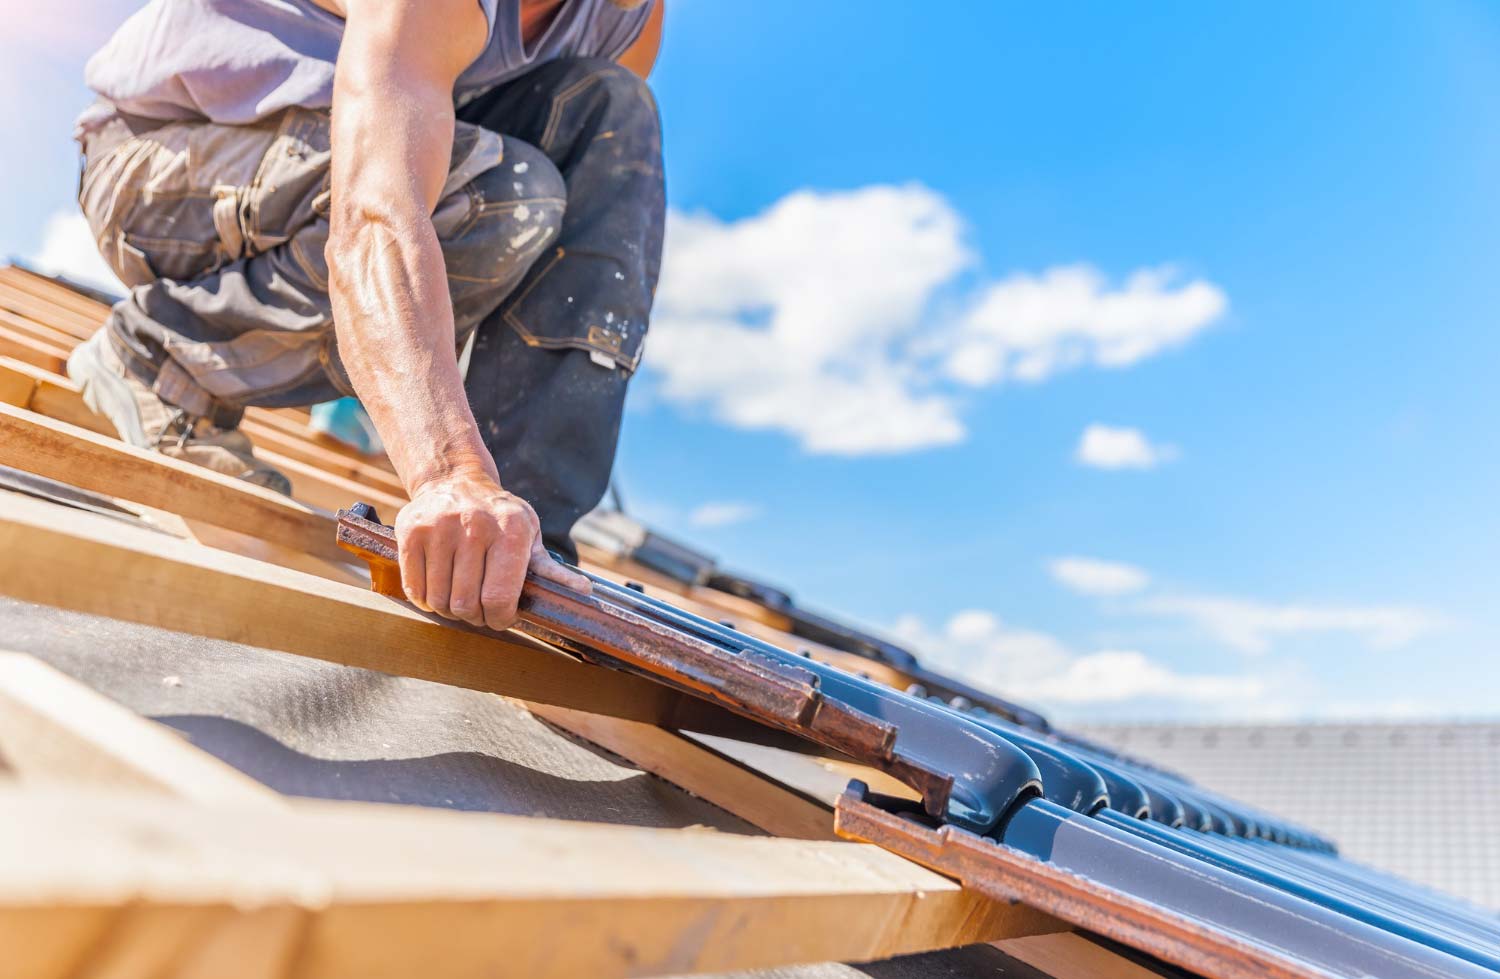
[0,595,1119,979]
[0,595,756,829]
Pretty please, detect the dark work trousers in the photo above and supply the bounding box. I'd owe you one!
[78,57,664,558]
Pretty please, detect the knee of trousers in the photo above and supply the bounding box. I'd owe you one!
[441,140,566,301]
[538,57,661,137]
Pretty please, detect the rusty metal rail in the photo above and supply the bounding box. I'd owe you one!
[337,505,1041,831]
[834,783,1499,979]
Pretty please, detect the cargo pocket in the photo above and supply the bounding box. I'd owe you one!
[244,108,333,255]
[107,234,160,289]
[83,120,258,286]
[501,247,648,373]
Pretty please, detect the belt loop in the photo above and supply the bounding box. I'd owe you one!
[212,185,246,265]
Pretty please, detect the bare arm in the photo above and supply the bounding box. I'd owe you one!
[327,0,587,630]
[617,0,664,78]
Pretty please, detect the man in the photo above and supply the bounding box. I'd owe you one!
[69,0,665,630]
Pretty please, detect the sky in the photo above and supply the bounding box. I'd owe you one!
[3,1,1498,724]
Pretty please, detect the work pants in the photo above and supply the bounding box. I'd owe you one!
[78,58,665,557]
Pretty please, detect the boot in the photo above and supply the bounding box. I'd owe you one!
[66,332,293,496]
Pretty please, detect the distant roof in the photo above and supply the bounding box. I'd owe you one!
[1078,722,1500,911]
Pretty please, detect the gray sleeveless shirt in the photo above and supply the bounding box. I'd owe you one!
[78,0,652,133]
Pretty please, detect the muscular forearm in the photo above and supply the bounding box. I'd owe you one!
[325,60,492,496]
[327,185,494,495]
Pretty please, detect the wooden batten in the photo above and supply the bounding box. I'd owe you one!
[0,358,407,516]
[0,786,1063,979]
[0,489,689,724]
[0,402,349,564]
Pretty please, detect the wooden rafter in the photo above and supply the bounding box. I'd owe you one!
[0,489,681,724]
[0,785,1063,979]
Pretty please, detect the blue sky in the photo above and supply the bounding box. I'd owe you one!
[4,1,1498,722]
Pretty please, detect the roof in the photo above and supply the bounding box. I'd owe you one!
[2,261,1498,979]
[1079,722,1500,911]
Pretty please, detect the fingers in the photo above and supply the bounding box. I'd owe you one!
[447,536,488,627]
[480,535,529,631]
[529,537,593,594]
[394,481,579,631]
[398,528,429,611]
[423,534,457,620]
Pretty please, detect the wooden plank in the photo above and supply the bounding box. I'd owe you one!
[0,307,83,352]
[0,289,102,342]
[0,356,110,433]
[0,363,34,408]
[0,323,68,374]
[171,515,368,588]
[244,402,397,471]
[996,933,1176,979]
[0,266,110,334]
[0,786,1064,979]
[0,652,281,807]
[0,489,687,725]
[0,402,352,565]
[0,359,406,515]
[239,419,406,497]
[256,444,406,514]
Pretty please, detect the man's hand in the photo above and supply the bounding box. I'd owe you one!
[397,473,591,631]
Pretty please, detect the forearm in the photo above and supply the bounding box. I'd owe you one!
[324,31,494,496]
[327,200,494,494]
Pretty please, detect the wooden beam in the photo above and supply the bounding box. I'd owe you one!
[0,266,111,327]
[0,357,114,435]
[995,933,1174,979]
[0,307,81,350]
[0,363,32,409]
[0,270,108,338]
[0,652,281,807]
[0,489,686,725]
[0,359,407,515]
[0,322,67,374]
[237,420,406,497]
[243,403,401,477]
[0,786,1063,979]
[0,402,351,565]
[255,444,406,514]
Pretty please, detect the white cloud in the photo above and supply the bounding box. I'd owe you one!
[1011,650,1264,705]
[1074,424,1178,469]
[891,610,1258,709]
[1137,594,1444,654]
[688,501,761,528]
[1049,556,1150,596]
[944,265,1226,386]
[27,211,123,295]
[648,185,1226,456]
